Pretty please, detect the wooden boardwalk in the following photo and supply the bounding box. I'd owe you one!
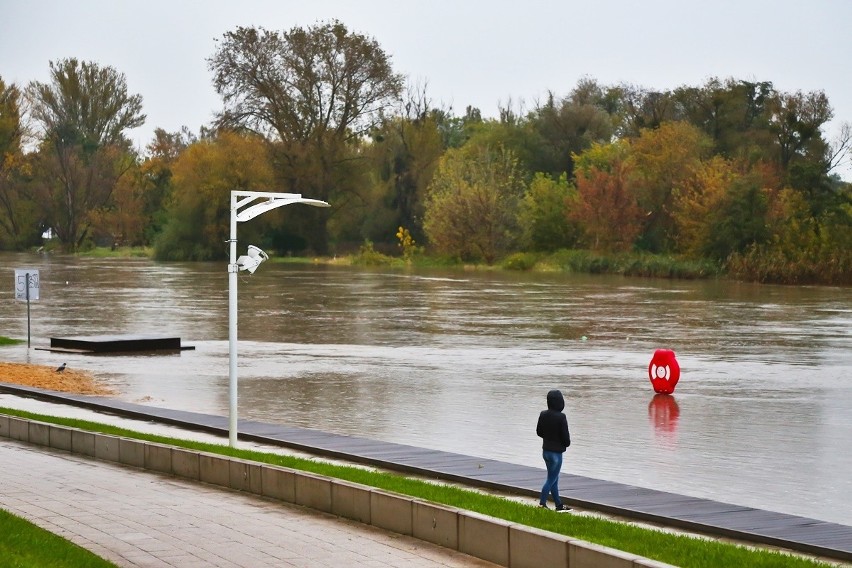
[2,382,850,563]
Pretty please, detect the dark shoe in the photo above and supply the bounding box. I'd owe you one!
[538,503,548,509]
[555,504,571,512]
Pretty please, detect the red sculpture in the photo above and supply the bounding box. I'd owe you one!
[648,349,680,394]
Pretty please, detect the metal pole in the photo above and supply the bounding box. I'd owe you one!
[25,273,31,349]
[228,193,239,447]
[226,190,328,448]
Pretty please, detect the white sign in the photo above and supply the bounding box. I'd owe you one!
[14,269,39,301]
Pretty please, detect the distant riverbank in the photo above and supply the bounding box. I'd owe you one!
[74,244,724,281]
[61,242,851,286]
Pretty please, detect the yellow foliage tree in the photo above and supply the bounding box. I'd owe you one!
[154,132,275,260]
[671,156,739,257]
[628,121,711,252]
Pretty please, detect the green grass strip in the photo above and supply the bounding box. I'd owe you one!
[0,407,833,568]
[0,508,117,567]
[0,336,25,346]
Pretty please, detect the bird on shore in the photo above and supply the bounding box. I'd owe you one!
[55,363,66,373]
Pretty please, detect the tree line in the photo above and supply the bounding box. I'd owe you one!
[1,20,850,284]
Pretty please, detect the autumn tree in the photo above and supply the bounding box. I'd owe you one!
[671,156,738,257]
[88,164,146,247]
[153,131,275,261]
[208,21,403,252]
[570,151,642,252]
[0,76,23,162]
[628,121,711,252]
[0,76,41,248]
[26,58,145,249]
[423,145,525,263]
[137,127,196,243]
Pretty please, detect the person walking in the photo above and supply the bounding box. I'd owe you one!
[537,389,571,511]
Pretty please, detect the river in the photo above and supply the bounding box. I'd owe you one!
[0,252,850,526]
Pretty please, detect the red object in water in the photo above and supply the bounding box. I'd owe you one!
[648,349,680,394]
[648,393,680,435]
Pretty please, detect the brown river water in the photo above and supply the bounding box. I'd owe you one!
[1,252,850,526]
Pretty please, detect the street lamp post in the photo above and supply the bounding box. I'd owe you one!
[228,190,329,447]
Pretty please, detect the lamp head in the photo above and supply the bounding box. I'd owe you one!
[236,245,269,274]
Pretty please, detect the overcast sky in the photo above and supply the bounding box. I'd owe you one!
[2,0,851,178]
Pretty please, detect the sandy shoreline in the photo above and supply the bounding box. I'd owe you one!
[0,362,114,395]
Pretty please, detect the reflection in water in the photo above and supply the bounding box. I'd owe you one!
[0,253,850,526]
[648,394,680,442]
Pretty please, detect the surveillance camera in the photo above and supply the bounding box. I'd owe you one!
[237,245,269,274]
[246,245,268,261]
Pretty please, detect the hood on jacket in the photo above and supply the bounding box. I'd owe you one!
[546,389,565,412]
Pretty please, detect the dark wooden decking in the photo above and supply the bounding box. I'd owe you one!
[44,335,194,354]
[1,382,850,563]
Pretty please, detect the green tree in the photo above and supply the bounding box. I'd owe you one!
[364,84,444,244]
[702,173,770,261]
[673,78,775,160]
[617,84,678,137]
[26,58,145,249]
[430,105,483,150]
[767,90,832,172]
[423,145,525,263]
[765,90,837,215]
[208,21,403,252]
[727,187,852,284]
[459,118,543,188]
[528,80,616,178]
[518,172,578,251]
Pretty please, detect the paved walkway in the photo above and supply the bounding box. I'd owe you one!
[2,383,851,564]
[0,440,495,568]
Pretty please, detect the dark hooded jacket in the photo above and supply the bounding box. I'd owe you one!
[536,389,571,453]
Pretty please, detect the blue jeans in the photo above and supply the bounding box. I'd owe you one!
[540,450,563,507]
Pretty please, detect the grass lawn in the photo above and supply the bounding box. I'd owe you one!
[0,407,836,568]
[0,508,117,567]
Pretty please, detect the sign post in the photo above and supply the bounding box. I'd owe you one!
[14,269,40,348]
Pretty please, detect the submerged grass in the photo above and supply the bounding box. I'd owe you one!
[0,508,117,567]
[0,336,24,346]
[53,245,728,281]
[0,407,833,568]
[77,246,153,258]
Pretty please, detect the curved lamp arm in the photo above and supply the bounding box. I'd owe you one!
[234,192,330,223]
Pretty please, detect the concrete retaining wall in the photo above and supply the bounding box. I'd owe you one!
[0,414,674,568]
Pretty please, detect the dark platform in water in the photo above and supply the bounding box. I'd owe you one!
[44,334,195,354]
